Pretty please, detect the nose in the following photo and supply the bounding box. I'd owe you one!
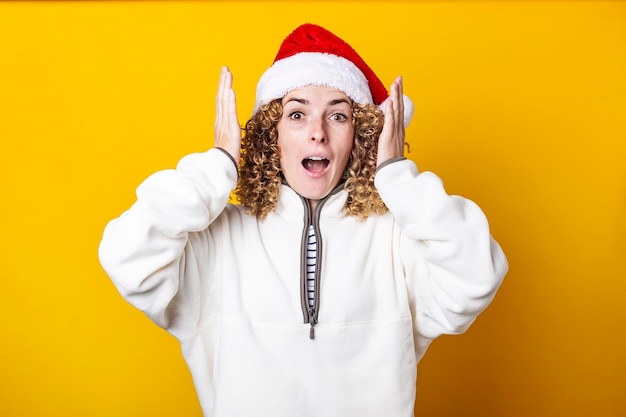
[310,118,327,143]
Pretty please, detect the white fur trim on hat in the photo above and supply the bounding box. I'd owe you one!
[254,51,414,127]
[254,52,373,113]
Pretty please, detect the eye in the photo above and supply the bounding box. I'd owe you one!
[288,111,304,120]
[330,113,348,122]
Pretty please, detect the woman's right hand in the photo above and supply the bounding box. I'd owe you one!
[214,66,241,162]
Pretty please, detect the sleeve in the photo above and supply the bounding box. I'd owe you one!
[98,148,238,334]
[375,159,508,354]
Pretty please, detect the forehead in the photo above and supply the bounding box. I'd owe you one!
[282,85,351,103]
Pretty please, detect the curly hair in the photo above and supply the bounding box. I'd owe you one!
[235,99,388,220]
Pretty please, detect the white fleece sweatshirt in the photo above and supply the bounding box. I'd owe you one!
[98,148,508,417]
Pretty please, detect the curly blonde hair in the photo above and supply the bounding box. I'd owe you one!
[235,99,388,220]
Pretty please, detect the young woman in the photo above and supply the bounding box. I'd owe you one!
[99,23,508,417]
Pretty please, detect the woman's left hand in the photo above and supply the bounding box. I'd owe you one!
[377,76,406,167]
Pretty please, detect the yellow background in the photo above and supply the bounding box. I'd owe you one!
[1,1,624,416]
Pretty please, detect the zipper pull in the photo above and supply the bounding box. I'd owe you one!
[308,307,317,340]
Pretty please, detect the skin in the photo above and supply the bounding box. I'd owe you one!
[276,86,354,211]
[214,66,406,211]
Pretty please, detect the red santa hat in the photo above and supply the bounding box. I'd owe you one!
[254,23,413,127]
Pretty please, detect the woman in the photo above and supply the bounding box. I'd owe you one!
[99,23,507,417]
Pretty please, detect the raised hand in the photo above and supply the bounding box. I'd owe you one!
[377,76,406,167]
[214,66,242,162]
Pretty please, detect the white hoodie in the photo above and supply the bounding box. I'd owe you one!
[99,148,508,417]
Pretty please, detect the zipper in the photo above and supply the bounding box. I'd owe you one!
[298,184,343,340]
[307,307,317,339]
[299,197,320,339]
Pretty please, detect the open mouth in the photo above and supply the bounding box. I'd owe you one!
[302,156,330,173]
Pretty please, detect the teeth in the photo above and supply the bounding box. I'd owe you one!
[308,156,325,161]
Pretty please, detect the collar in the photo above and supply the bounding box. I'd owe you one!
[273,183,348,219]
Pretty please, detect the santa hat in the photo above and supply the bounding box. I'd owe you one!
[254,23,413,127]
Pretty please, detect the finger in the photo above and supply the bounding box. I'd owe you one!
[217,67,234,133]
[225,70,238,126]
[397,76,404,122]
[218,66,229,104]
[384,96,394,131]
[393,77,405,144]
[229,88,238,118]
[216,67,227,127]
[220,67,230,117]
[222,67,232,116]
[396,76,404,114]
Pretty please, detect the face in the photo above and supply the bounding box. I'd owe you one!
[277,86,355,209]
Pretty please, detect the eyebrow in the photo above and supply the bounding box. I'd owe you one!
[284,97,351,106]
[329,98,351,106]
[284,97,309,105]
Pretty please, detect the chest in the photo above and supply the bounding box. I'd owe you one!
[211,213,410,324]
